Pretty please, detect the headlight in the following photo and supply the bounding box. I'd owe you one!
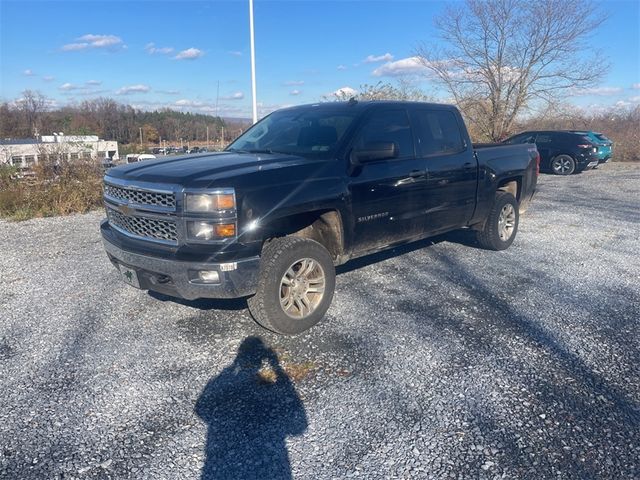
[187,221,236,241]
[185,192,235,212]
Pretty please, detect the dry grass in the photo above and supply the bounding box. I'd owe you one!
[255,353,318,385]
[0,161,103,221]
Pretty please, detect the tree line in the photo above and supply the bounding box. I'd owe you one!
[0,92,249,146]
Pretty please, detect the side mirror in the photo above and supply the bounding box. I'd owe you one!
[351,142,398,164]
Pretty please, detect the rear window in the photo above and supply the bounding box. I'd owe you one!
[505,133,536,144]
[413,110,465,156]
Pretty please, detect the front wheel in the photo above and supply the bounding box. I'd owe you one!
[247,237,336,335]
[551,155,575,175]
[476,192,519,251]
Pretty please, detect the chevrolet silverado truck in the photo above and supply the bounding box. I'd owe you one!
[101,101,538,334]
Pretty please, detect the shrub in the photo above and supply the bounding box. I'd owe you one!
[0,160,103,221]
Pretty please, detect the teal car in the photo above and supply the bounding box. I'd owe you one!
[569,131,613,164]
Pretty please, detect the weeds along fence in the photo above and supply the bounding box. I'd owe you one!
[0,160,104,221]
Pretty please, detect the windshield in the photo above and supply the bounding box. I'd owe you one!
[226,107,357,159]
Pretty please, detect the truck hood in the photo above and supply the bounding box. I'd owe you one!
[106,151,315,187]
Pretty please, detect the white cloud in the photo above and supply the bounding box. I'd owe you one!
[330,86,358,98]
[630,95,640,103]
[221,92,244,100]
[284,80,304,86]
[632,83,640,90]
[61,43,89,51]
[337,65,347,71]
[372,56,429,77]
[145,42,174,55]
[572,86,623,96]
[69,89,109,97]
[85,80,102,86]
[116,84,151,95]
[228,50,242,57]
[174,48,204,60]
[175,99,204,107]
[23,69,35,76]
[62,34,125,51]
[290,89,302,96]
[158,89,180,95]
[363,53,394,64]
[42,75,55,82]
[59,83,79,91]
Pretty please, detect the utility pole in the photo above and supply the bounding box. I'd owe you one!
[216,80,220,119]
[206,125,209,148]
[139,127,143,146]
[249,0,258,124]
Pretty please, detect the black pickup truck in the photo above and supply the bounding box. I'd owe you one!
[101,101,538,334]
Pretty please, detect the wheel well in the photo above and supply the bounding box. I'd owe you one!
[265,210,344,262]
[497,178,521,203]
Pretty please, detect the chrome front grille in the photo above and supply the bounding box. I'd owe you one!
[104,182,176,209]
[107,207,178,244]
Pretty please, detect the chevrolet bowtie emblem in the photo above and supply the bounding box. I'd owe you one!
[118,204,133,216]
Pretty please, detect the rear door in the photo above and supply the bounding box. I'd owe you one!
[532,133,555,168]
[410,108,478,234]
[348,107,429,254]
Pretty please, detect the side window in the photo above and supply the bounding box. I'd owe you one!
[536,134,552,143]
[505,134,525,144]
[414,110,465,156]
[353,109,414,159]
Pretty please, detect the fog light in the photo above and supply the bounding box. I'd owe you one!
[198,270,220,283]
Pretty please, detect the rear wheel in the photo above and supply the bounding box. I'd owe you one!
[551,155,575,175]
[476,192,519,251]
[247,237,335,335]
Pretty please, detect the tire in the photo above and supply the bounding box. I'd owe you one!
[476,192,519,251]
[247,236,336,335]
[550,155,575,175]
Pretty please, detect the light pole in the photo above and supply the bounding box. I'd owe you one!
[249,0,258,124]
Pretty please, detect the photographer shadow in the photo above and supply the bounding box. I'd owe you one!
[195,337,307,479]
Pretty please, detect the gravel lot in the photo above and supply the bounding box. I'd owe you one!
[1,163,639,479]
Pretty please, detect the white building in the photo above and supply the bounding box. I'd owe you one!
[0,133,119,168]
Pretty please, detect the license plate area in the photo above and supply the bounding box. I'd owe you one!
[118,264,140,289]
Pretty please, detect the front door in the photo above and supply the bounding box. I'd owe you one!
[348,108,429,254]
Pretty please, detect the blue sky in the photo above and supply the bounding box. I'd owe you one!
[1,0,639,118]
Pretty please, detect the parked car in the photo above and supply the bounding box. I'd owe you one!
[188,146,201,154]
[125,154,156,163]
[504,130,600,175]
[101,101,538,334]
[568,131,613,165]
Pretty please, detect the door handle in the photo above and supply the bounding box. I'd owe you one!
[409,169,426,178]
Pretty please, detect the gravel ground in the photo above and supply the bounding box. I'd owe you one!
[1,163,639,480]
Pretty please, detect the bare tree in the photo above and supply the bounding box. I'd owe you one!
[416,0,607,141]
[325,80,432,102]
[19,90,49,137]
